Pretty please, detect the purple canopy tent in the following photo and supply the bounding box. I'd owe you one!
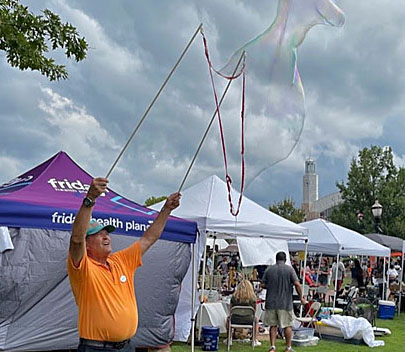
[0,151,197,351]
[0,151,196,243]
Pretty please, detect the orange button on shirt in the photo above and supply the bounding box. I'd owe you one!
[67,241,142,342]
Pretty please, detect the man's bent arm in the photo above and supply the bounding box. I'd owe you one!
[69,178,108,266]
[139,192,181,255]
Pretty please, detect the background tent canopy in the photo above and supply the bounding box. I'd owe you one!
[289,219,390,257]
[0,151,197,243]
[363,233,404,253]
[218,241,238,254]
[206,238,228,250]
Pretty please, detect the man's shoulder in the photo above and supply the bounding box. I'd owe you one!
[264,264,276,273]
[110,241,143,271]
[285,264,298,277]
[67,248,89,272]
[266,263,293,274]
[278,262,294,271]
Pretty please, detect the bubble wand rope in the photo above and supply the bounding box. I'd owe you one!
[178,30,245,195]
[200,29,247,216]
[105,23,203,178]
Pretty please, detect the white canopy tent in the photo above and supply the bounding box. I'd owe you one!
[289,219,391,309]
[167,175,307,240]
[289,219,391,257]
[152,175,308,346]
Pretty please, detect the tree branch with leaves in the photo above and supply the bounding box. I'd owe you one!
[0,0,88,80]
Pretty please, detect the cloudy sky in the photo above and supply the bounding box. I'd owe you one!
[1,0,404,210]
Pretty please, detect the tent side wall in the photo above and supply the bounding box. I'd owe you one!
[0,228,191,351]
[131,236,191,348]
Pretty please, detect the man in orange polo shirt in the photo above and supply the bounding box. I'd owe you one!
[67,177,181,351]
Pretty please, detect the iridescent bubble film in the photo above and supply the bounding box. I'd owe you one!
[219,0,345,186]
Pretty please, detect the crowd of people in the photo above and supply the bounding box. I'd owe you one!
[197,247,404,351]
[291,256,403,298]
[202,250,403,298]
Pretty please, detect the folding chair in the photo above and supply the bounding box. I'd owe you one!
[294,301,322,338]
[227,305,256,351]
[337,286,358,308]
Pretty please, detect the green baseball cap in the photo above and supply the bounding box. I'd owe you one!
[86,219,115,237]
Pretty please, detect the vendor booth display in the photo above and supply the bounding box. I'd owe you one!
[0,151,197,351]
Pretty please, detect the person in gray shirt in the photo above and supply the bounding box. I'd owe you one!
[261,251,306,352]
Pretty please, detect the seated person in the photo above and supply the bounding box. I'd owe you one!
[226,280,261,346]
[304,270,320,287]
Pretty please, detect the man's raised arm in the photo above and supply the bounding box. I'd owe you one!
[69,177,108,266]
[139,192,181,255]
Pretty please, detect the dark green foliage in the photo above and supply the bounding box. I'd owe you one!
[269,197,305,224]
[0,0,88,80]
[331,146,405,239]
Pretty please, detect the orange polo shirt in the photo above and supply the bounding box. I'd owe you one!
[67,241,142,342]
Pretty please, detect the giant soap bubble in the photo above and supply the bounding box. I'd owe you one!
[217,0,345,187]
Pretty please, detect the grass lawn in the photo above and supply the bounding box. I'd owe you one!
[171,313,405,352]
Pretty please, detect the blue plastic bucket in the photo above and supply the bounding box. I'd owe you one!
[202,326,220,351]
